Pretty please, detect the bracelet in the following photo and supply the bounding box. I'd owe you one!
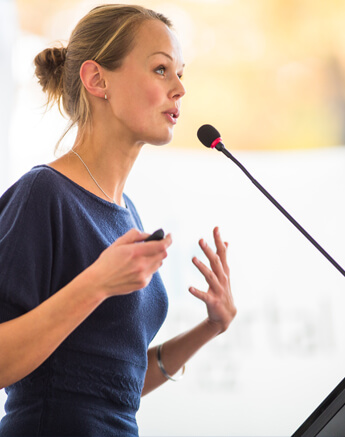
[156,344,186,382]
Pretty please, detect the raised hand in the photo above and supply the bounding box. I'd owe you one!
[189,227,236,334]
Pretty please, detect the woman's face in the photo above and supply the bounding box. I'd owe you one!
[105,19,185,146]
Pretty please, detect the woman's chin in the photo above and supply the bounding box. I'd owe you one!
[147,133,174,147]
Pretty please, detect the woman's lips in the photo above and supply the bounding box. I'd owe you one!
[163,108,180,125]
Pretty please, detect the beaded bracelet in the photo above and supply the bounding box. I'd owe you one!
[156,344,186,382]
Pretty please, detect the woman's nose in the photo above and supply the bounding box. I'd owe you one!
[170,77,186,100]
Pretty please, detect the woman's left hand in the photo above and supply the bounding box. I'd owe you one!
[189,227,237,334]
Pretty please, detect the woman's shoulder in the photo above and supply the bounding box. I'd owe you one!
[2,165,60,196]
[22,164,69,193]
[1,164,86,205]
[0,165,74,221]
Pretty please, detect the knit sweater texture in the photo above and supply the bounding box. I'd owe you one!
[0,165,169,436]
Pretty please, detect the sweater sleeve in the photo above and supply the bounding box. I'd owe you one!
[0,170,55,322]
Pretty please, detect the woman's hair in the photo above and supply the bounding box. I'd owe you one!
[34,4,172,147]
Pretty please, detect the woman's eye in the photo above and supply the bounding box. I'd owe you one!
[156,66,166,76]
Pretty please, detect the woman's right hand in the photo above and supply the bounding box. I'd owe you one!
[89,228,172,298]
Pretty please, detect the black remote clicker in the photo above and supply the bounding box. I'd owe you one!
[144,229,165,242]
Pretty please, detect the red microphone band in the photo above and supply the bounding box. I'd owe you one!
[211,137,223,149]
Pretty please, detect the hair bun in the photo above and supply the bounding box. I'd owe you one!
[34,46,67,100]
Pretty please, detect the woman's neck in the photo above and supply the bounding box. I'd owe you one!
[50,126,143,206]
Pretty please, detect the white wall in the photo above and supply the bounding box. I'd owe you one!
[129,145,345,436]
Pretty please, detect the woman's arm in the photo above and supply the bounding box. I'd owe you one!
[0,229,172,389]
[142,227,236,396]
[0,267,105,389]
[142,319,224,395]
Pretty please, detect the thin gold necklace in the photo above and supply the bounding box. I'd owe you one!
[71,149,115,204]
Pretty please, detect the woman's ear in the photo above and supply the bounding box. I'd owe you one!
[80,60,106,99]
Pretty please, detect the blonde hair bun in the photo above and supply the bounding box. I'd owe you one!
[34,46,67,104]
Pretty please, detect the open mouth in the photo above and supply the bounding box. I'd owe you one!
[164,112,178,124]
[163,108,180,124]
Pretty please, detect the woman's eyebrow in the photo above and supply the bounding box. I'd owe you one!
[149,51,173,60]
[149,51,185,67]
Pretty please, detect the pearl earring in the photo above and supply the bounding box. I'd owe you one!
[104,93,108,100]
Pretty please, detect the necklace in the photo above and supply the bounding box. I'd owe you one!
[71,149,115,204]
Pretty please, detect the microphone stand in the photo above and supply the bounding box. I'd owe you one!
[216,143,345,278]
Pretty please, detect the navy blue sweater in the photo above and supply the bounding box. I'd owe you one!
[0,165,168,436]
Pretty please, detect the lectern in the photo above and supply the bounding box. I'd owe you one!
[292,377,345,436]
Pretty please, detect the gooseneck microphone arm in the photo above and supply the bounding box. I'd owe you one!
[220,145,345,277]
[197,124,345,278]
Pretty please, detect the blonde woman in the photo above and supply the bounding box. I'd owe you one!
[0,4,236,436]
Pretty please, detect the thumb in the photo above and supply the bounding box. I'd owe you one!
[114,228,149,246]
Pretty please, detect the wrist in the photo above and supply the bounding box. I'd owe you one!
[204,318,223,337]
[75,263,109,304]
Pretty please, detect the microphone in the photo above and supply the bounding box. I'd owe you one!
[197,124,345,278]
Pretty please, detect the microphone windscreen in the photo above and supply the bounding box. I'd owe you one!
[197,124,221,148]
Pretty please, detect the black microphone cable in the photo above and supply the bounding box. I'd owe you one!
[197,124,345,278]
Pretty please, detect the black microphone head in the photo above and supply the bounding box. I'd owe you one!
[197,124,222,149]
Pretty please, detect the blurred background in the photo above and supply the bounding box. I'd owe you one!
[0,0,344,435]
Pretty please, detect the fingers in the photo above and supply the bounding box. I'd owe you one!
[198,238,224,280]
[137,233,172,257]
[213,227,230,277]
[189,286,209,304]
[114,229,172,255]
[191,256,221,293]
[93,228,173,298]
[189,229,235,334]
[110,229,171,275]
[142,235,172,269]
[196,228,229,285]
[190,228,230,295]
